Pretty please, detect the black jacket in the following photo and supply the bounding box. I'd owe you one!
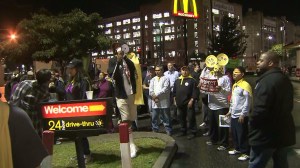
[249,67,295,147]
[108,56,136,99]
[173,77,199,107]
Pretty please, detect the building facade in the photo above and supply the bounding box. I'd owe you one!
[99,0,299,68]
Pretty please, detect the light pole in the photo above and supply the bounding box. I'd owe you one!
[267,35,273,50]
[280,18,287,64]
[158,22,164,64]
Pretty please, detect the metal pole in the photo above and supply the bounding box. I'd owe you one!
[183,19,188,65]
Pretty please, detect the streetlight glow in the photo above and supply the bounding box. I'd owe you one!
[9,33,17,40]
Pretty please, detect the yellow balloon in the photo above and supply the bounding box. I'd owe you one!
[217,53,229,66]
[205,55,218,68]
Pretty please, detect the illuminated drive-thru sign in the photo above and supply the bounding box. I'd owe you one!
[40,98,113,137]
[172,0,199,18]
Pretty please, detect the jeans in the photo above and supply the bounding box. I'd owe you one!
[249,146,289,168]
[231,117,249,154]
[152,108,172,133]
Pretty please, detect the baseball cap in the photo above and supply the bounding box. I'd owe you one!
[66,58,83,68]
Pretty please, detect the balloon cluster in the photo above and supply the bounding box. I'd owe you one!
[205,53,229,76]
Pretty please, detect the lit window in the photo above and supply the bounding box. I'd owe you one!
[98,25,104,29]
[165,27,171,33]
[145,15,148,21]
[123,33,131,39]
[171,51,176,57]
[133,25,141,30]
[242,26,246,30]
[105,29,111,35]
[133,31,141,37]
[212,9,219,15]
[153,28,161,35]
[194,23,198,29]
[115,34,121,39]
[164,12,170,17]
[132,18,140,23]
[170,19,174,24]
[195,41,198,47]
[106,23,113,28]
[214,25,220,31]
[114,28,120,33]
[194,32,198,38]
[165,35,175,41]
[123,19,131,25]
[228,13,234,18]
[153,13,162,19]
[116,22,122,26]
[128,40,135,45]
[123,28,128,32]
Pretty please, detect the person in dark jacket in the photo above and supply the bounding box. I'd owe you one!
[174,66,199,139]
[248,51,295,168]
[65,58,92,164]
[107,46,138,158]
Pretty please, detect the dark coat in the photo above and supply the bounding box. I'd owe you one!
[108,56,136,99]
[249,67,295,148]
[173,77,199,107]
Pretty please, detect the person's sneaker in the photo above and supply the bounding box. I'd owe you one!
[130,143,138,158]
[175,132,187,137]
[228,149,241,155]
[217,145,227,151]
[84,154,93,164]
[55,140,62,145]
[238,154,249,161]
[206,141,216,145]
[187,134,196,140]
[199,122,206,127]
[202,132,209,136]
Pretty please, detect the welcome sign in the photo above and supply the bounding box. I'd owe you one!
[40,98,113,137]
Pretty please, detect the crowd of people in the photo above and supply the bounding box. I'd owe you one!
[0,50,296,168]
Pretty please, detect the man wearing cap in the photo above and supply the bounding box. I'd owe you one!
[174,66,199,139]
[107,46,138,158]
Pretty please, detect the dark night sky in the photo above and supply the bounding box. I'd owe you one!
[0,0,299,29]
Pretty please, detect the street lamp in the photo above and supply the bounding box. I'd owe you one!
[267,35,273,50]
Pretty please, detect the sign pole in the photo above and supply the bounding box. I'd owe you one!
[119,123,132,168]
[75,137,86,168]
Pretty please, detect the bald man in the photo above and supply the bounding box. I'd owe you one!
[248,51,295,168]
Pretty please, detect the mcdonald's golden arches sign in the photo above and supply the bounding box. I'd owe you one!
[172,0,199,18]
